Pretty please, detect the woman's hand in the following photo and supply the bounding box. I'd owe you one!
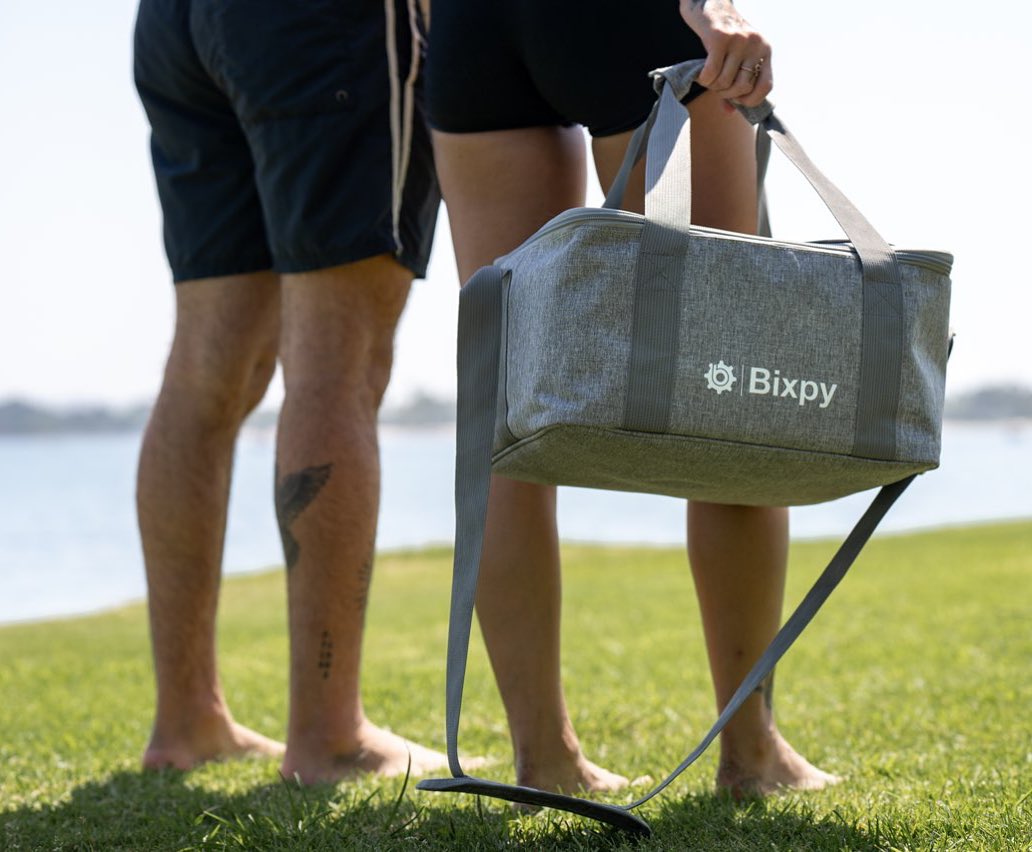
[678,0,773,107]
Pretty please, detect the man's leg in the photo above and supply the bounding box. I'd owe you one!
[139,272,284,770]
[593,92,839,796]
[275,255,447,784]
[432,125,626,794]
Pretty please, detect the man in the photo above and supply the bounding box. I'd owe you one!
[133,0,446,782]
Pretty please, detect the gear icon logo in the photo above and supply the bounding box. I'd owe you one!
[705,360,737,395]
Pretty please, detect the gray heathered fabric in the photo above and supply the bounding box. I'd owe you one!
[498,219,639,436]
[494,218,951,506]
[491,423,931,506]
[897,265,950,457]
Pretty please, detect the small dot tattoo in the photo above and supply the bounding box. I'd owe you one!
[318,630,333,679]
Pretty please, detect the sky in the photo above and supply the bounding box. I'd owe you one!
[1,0,1029,411]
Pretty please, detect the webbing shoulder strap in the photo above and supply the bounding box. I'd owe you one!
[417,264,917,833]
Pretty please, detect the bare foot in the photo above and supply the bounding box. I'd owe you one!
[716,730,841,799]
[280,720,452,785]
[517,752,629,796]
[143,719,285,771]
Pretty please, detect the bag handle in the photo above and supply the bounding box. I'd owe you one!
[607,59,905,461]
[416,263,918,833]
[606,58,898,284]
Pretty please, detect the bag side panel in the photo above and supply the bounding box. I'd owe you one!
[501,222,639,444]
[896,265,951,465]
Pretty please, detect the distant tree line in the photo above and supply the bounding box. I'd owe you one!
[2,386,1030,435]
[943,384,1032,421]
[0,392,457,435]
[0,400,150,434]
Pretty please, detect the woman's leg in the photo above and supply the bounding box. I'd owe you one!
[433,125,626,794]
[593,92,839,796]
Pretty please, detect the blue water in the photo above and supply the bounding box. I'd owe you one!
[1,422,1029,625]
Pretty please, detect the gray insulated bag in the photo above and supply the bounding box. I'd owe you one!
[418,59,954,836]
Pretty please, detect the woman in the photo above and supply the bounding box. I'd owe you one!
[426,0,839,798]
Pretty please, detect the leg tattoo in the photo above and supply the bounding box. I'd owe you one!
[755,671,775,714]
[317,630,333,679]
[275,462,334,570]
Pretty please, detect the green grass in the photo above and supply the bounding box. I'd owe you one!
[1,522,1030,850]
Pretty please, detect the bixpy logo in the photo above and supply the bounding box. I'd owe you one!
[704,360,838,409]
[704,360,738,394]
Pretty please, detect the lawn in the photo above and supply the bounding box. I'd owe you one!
[1,521,1030,850]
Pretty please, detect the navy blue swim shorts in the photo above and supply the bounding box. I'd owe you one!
[426,0,707,138]
[134,0,438,282]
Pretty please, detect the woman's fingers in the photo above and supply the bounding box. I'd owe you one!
[679,0,773,103]
[697,45,729,90]
[715,47,750,92]
[705,50,773,105]
[719,57,770,106]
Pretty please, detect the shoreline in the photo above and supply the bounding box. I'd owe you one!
[0,415,1029,440]
[3,517,1030,630]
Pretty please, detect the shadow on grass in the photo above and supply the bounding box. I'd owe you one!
[645,791,888,851]
[0,772,889,851]
[0,768,452,852]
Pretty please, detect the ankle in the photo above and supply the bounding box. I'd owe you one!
[157,684,227,714]
[286,712,369,758]
[719,724,779,768]
[513,725,583,781]
[152,692,233,736]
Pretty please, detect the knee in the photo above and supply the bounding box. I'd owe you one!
[280,331,396,416]
[158,273,281,431]
[160,332,278,432]
[279,256,411,411]
[241,344,278,416]
[281,313,406,412]
[365,336,396,409]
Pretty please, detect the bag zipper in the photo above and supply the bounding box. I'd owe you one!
[513,208,953,278]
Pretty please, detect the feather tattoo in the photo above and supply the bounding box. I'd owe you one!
[275,462,333,570]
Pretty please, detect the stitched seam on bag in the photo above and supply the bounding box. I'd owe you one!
[509,211,951,280]
[499,270,518,446]
[491,423,937,467]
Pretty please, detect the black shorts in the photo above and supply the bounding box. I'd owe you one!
[134,0,438,282]
[426,0,707,137]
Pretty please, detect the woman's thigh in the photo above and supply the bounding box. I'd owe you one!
[432,125,587,281]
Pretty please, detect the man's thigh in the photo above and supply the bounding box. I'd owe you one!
[136,0,439,284]
[134,0,273,283]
